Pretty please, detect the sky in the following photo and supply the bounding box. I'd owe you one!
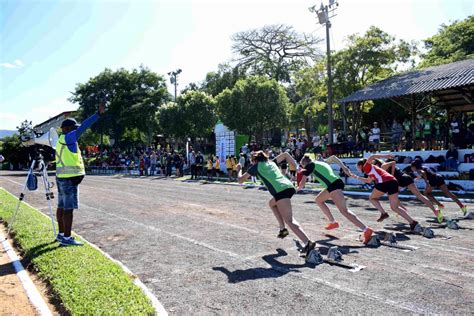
[0,0,472,130]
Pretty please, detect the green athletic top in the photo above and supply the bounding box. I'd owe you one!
[302,161,340,188]
[247,161,294,196]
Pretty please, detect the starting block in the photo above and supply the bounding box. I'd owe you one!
[422,227,435,238]
[382,232,397,243]
[466,212,474,220]
[367,235,381,247]
[446,219,460,230]
[413,223,424,234]
[306,249,324,264]
[327,246,343,261]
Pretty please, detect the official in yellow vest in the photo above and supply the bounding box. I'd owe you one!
[55,103,105,246]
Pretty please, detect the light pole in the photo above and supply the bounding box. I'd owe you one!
[309,0,338,144]
[168,69,182,101]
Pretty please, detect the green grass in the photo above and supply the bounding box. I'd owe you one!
[0,188,156,315]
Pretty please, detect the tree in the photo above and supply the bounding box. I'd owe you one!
[70,66,169,146]
[158,91,216,140]
[216,76,290,143]
[419,16,474,68]
[231,24,322,82]
[158,102,185,138]
[291,62,328,135]
[16,120,33,139]
[179,91,216,138]
[332,26,417,136]
[201,63,246,97]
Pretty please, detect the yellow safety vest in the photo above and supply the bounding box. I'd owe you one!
[55,134,85,178]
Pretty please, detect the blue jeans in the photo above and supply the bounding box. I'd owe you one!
[56,178,79,209]
[445,158,459,171]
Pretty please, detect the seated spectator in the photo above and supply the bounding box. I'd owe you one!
[445,142,459,171]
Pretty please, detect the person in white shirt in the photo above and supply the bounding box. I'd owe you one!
[370,122,381,152]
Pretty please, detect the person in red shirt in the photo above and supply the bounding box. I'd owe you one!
[348,154,419,231]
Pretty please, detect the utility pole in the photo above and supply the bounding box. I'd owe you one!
[168,69,182,101]
[309,0,338,144]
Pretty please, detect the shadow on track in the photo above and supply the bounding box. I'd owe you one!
[212,248,312,283]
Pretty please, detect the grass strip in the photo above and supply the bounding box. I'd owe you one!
[0,188,155,315]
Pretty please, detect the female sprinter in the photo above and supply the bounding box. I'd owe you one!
[411,159,467,216]
[349,154,419,231]
[297,155,374,244]
[372,159,443,223]
[236,151,316,257]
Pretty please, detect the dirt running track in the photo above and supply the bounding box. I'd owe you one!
[1,171,473,314]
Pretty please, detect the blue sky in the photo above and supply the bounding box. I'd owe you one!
[0,0,472,130]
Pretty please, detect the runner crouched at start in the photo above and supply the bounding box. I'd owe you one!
[236,150,316,257]
[349,154,419,231]
[297,155,374,244]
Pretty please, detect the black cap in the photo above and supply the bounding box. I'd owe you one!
[61,118,80,128]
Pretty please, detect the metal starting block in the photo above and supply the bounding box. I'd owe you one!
[382,232,397,243]
[306,249,324,264]
[327,246,343,261]
[446,219,460,230]
[413,224,424,234]
[367,235,381,247]
[422,227,435,238]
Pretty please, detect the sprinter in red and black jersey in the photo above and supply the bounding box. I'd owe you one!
[349,154,419,231]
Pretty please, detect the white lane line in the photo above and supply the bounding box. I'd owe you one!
[0,232,52,316]
[0,187,167,316]
[80,202,429,314]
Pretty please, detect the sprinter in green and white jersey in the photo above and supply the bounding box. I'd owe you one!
[298,155,373,245]
[236,151,316,257]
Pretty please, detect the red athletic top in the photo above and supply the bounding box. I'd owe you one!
[363,162,396,183]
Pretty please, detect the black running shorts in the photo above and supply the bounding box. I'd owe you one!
[274,188,296,201]
[396,174,414,188]
[327,178,345,192]
[374,180,399,195]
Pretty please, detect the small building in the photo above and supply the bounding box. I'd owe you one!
[34,111,77,134]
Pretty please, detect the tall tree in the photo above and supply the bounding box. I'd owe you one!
[332,26,417,136]
[231,24,322,82]
[419,15,474,68]
[216,76,290,142]
[201,63,246,97]
[70,66,169,146]
[291,62,328,135]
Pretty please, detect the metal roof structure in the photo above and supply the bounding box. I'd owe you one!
[339,59,474,111]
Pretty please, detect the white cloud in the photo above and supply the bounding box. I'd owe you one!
[0,59,25,69]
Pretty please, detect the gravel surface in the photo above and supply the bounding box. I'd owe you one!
[1,171,473,315]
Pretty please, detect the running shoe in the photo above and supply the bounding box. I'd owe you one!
[461,206,468,216]
[303,240,316,257]
[376,212,389,222]
[55,234,64,242]
[409,220,420,232]
[362,228,374,245]
[436,209,444,224]
[277,228,289,239]
[325,222,339,230]
[60,236,83,246]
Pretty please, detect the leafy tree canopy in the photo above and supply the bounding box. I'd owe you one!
[231,24,322,82]
[419,15,474,68]
[69,66,169,145]
[216,76,290,141]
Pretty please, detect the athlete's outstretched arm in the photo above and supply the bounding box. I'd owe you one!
[366,153,394,164]
[274,152,297,170]
[348,172,373,184]
[236,164,251,184]
[325,155,350,175]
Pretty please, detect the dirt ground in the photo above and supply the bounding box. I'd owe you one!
[1,171,473,315]
[0,225,37,316]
